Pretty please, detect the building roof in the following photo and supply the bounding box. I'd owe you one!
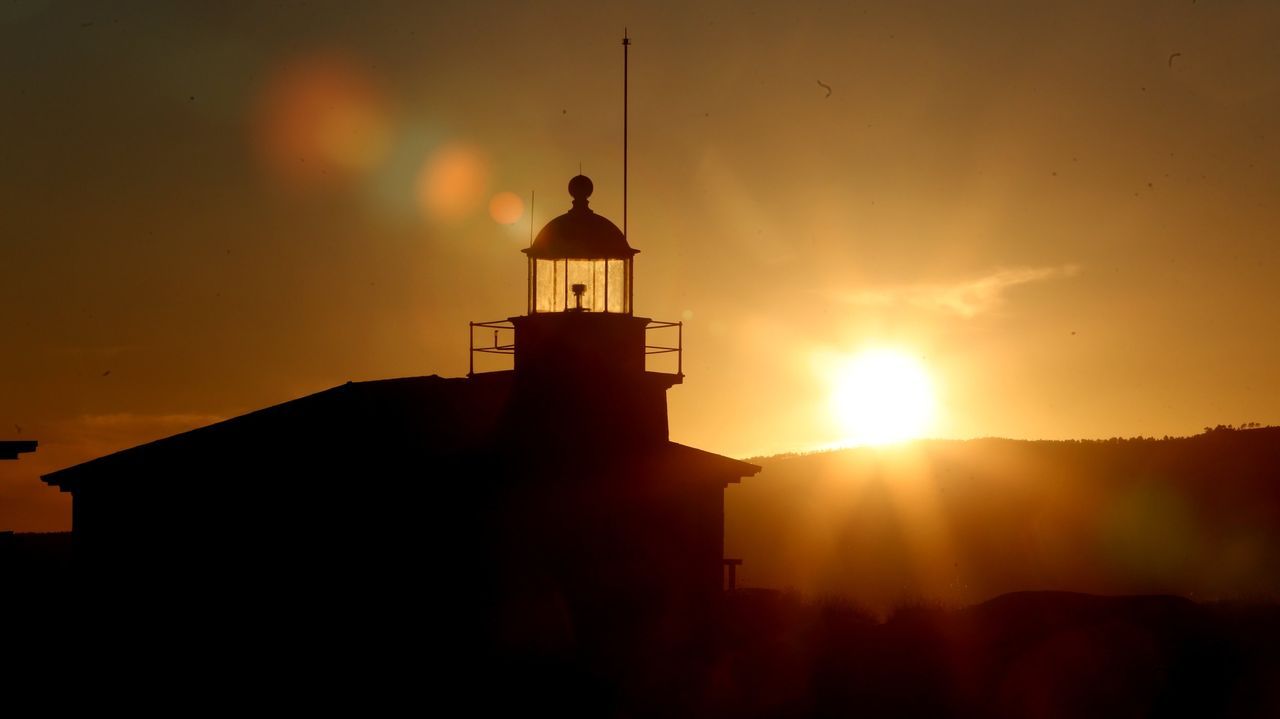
[1,441,37,460]
[41,374,512,492]
[653,442,761,484]
[42,373,758,491]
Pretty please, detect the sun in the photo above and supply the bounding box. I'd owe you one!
[828,347,937,446]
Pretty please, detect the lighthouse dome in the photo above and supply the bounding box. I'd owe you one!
[523,175,637,260]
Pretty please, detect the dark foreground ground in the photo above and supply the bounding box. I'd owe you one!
[711,588,1280,718]
[3,533,1278,716]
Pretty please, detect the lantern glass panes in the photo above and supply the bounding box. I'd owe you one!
[533,258,630,313]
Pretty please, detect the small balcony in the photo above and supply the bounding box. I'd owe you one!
[468,320,516,376]
[468,318,683,377]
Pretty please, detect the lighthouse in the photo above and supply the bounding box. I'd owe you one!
[463,175,758,658]
[472,174,681,449]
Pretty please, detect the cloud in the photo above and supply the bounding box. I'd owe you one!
[49,344,145,358]
[43,411,225,460]
[831,264,1081,318]
[6,411,226,531]
[72,412,223,431]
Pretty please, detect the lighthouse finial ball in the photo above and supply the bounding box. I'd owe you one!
[568,174,593,205]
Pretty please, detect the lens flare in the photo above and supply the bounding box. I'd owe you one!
[417,143,489,222]
[255,52,391,188]
[827,347,937,446]
[489,191,525,225]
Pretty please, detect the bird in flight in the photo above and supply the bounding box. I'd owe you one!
[817,80,832,98]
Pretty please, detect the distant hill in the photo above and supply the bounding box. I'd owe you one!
[727,426,1280,612]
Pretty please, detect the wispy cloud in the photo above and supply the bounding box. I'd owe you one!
[50,412,225,459]
[72,412,223,433]
[831,264,1081,318]
[48,344,145,358]
[13,412,226,516]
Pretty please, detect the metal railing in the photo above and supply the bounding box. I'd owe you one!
[467,318,683,377]
[644,320,683,376]
[469,320,515,376]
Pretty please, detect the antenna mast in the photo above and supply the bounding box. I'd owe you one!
[622,29,630,239]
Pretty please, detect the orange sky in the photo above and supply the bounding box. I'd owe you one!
[3,1,1279,530]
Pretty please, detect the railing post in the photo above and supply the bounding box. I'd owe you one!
[678,321,683,376]
[468,322,474,376]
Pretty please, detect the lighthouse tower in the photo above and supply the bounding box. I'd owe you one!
[476,174,680,449]
[465,175,756,663]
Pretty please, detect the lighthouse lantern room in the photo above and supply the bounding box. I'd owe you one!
[525,175,636,315]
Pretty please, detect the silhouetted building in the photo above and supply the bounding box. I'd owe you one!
[0,441,37,460]
[42,176,758,686]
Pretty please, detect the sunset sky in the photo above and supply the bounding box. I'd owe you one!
[3,0,1279,530]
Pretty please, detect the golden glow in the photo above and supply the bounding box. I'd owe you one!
[417,143,489,222]
[9,3,1280,533]
[488,191,524,225]
[828,348,937,446]
[255,53,391,187]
